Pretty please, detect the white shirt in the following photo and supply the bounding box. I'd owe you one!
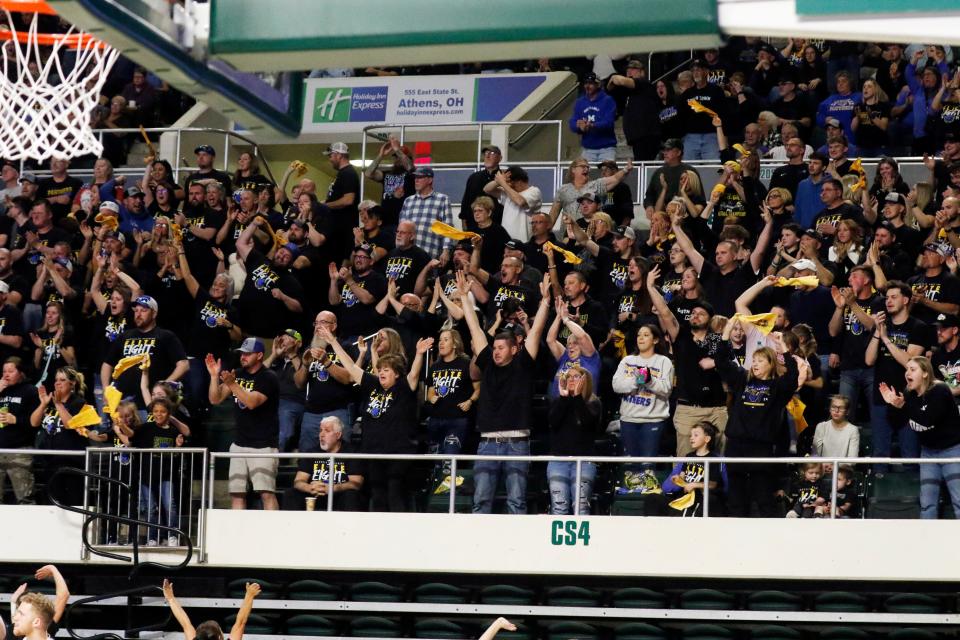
[498,185,542,242]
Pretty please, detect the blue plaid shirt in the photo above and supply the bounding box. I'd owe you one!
[399,190,453,258]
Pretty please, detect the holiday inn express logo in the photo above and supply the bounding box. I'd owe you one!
[312,86,387,123]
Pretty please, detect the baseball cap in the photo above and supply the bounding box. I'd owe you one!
[791,258,817,272]
[803,228,824,243]
[884,192,906,206]
[692,299,715,317]
[413,167,434,178]
[598,160,619,172]
[576,191,598,203]
[582,72,600,84]
[690,58,706,68]
[626,59,644,70]
[53,257,73,273]
[825,117,842,128]
[504,239,524,251]
[354,243,374,257]
[877,220,898,235]
[935,313,960,329]
[481,145,502,155]
[923,242,948,257]
[454,239,474,254]
[194,144,216,155]
[284,329,303,342]
[661,138,684,151]
[0,280,10,294]
[612,225,636,240]
[102,228,124,242]
[125,186,144,198]
[289,219,309,231]
[19,171,37,184]
[323,142,349,156]
[99,201,120,214]
[945,132,959,144]
[236,337,265,354]
[758,44,777,56]
[132,295,158,312]
[279,242,300,257]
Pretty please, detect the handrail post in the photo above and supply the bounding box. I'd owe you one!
[223,132,230,171]
[174,130,182,184]
[207,454,216,510]
[360,131,368,201]
[82,448,91,560]
[327,454,335,512]
[476,123,484,169]
[573,459,582,516]
[703,460,710,518]
[198,449,208,563]
[830,460,839,519]
[448,457,457,514]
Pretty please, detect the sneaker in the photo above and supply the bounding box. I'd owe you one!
[146,539,158,547]
[166,535,179,547]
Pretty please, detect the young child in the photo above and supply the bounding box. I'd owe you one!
[818,464,858,518]
[813,395,860,458]
[662,421,728,517]
[785,462,826,518]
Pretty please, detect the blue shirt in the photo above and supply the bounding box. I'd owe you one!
[569,90,618,150]
[794,176,825,230]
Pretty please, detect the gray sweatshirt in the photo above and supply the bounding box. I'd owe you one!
[612,354,674,422]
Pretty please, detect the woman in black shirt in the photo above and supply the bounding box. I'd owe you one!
[322,324,430,512]
[426,329,479,458]
[30,367,89,505]
[31,301,76,380]
[880,356,960,519]
[548,365,602,515]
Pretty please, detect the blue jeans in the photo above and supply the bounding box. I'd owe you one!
[920,443,960,519]
[547,461,597,515]
[839,367,874,423]
[871,401,920,472]
[278,399,305,452]
[473,438,529,514]
[299,408,351,452]
[427,417,470,455]
[682,132,720,160]
[139,479,176,542]
[185,358,210,412]
[581,147,616,162]
[621,419,668,470]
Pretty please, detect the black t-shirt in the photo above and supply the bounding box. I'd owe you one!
[428,355,474,419]
[873,316,930,402]
[106,326,187,409]
[37,175,83,219]
[483,278,538,321]
[699,260,758,318]
[908,270,960,325]
[234,173,272,194]
[97,309,132,368]
[237,249,304,337]
[304,347,353,414]
[41,394,87,450]
[932,341,960,396]
[384,245,430,295]
[326,165,361,229]
[232,365,279,448]
[672,327,725,406]
[475,345,534,432]
[769,163,809,198]
[836,294,884,370]
[334,269,387,337]
[379,171,415,226]
[813,202,864,235]
[852,101,891,149]
[188,289,237,359]
[679,83,727,134]
[297,443,366,485]
[184,169,232,198]
[620,79,660,142]
[593,247,631,304]
[904,383,960,450]
[0,381,39,448]
[0,304,23,364]
[35,326,74,375]
[475,223,511,275]
[358,372,417,453]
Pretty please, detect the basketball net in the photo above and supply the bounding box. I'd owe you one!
[0,0,119,160]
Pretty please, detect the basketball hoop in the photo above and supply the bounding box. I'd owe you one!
[0,0,119,160]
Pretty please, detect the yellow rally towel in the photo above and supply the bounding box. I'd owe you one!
[711,183,727,199]
[687,99,718,118]
[669,491,696,511]
[94,212,119,230]
[610,330,627,359]
[850,157,864,175]
[787,396,808,433]
[429,220,480,242]
[67,405,101,430]
[775,275,820,288]
[258,218,284,252]
[731,312,778,336]
[544,241,583,265]
[851,173,867,193]
[112,353,150,379]
[733,143,751,157]
[104,384,122,416]
[171,223,183,243]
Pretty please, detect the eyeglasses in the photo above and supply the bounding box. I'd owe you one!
[566,373,584,380]
[314,319,336,326]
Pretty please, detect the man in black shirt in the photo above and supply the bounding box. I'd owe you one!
[36,158,82,221]
[813,177,863,243]
[328,244,387,339]
[908,243,960,325]
[323,142,361,262]
[769,138,810,198]
[0,357,40,504]
[0,283,24,364]
[457,271,550,514]
[384,220,430,296]
[287,415,364,512]
[680,59,727,160]
[932,313,960,401]
[607,60,661,160]
[461,145,502,230]
[207,337,280,510]
[183,144,232,196]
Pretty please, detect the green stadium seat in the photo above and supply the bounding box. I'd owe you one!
[545,586,601,606]
[226,578,281,599]
[680,588,736,610]
[479,584,535,605]
[867,474,921,519]
[223,613,274,634]
[413,618,469,639]
[750,626,801,640]
[614,622,667,640]
[349,616,402,638]
[681,624,734,639]
[745,590,803,611]
[611,587,668,609]
[547,621,600,640]
[286,579,340,601]
[348,581,404,602]
[888,629,939,640]
[820,628,870,639]
[883,593,942,613]
[15,576,55,595]
[813,592,868,613]
[413,582,469,604]
[286,614,337,636]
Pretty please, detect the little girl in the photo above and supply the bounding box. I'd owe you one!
[785,462,826,518]
[662,421,728,517]
[813,395,860,458]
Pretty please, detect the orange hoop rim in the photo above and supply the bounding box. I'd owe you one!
[0,29,108,49]
[0,1,57,14]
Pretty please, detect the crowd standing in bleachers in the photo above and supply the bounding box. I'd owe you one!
[3,39,960,525]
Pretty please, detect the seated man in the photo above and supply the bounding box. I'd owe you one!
[286,416,365,512]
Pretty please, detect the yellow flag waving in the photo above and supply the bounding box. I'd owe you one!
[787,396,808,433]
[544,241,583,265]
[112,353,150,379]
[669,491,696,511]
[104,384,122,417]
[430,220,480,242]
[731,312,778,336]
[94,212,119,230]
[775,275,819,288]
[687,99,718,118]
[67,405,102,431]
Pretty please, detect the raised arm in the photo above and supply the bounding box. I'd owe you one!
[163,580,196,640]
[479,618,518,640]
[670,213,705,273]
[524,276,553,359]
[407,338,433,390]
[750,209,774,273]
[456,270,488,356]
[735,275,777,316]
[546,297,566,360]
[600,159,633,191]
[228,582,262,640]
[645,265,679,341]
[317,325,364,384]
[35,565,69,623]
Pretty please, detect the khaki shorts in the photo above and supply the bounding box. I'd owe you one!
[228,443,279,494]
[673,405,728,456]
